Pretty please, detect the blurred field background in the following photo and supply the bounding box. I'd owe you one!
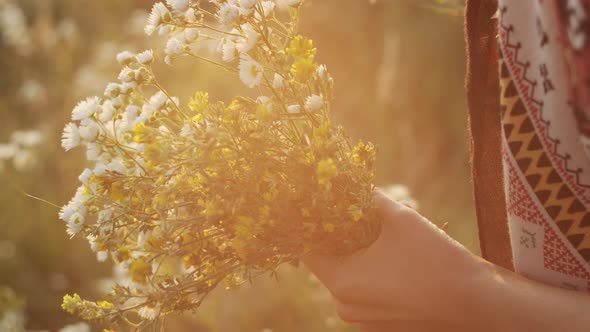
[0,0,472,331]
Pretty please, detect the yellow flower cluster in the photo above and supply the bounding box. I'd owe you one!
[59,0,380,329]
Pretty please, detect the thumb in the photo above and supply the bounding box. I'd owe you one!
[302,192,404,288]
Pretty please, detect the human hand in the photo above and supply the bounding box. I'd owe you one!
[303,192,487,330]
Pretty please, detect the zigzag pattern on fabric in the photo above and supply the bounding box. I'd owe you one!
[499,7,590,195]
[501,59,590,262]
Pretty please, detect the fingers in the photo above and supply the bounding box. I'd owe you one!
[303,192,414,289]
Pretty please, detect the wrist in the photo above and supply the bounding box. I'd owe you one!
[467,261,525,331]
[444,258,502,331]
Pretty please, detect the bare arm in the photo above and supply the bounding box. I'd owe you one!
[471,259,590,331]
[303,193,590,331]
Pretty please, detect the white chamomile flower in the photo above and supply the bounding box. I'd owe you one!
[145,2,170,36]
[154,92,170,107]
[59,204,74,225]
[287,105,301,114]
[159,25,172,36]
[97,207,113,224]
[272,73,284,89]
[107,159,127,175]
[184,28,199,42]
[78,168,93,184]
[78,120,99,142]
[111,96,123,108]
[93,162,107,176]
[185,8,197,22]
[99,100,115,122]
[305,94,323,111]
[259,1,275,18]
[67,211,85,236]
[120,82,138,94]
[137,50,154,64]
[218,3,240,25]
[104,83,120,99]
[236,23,258,53]
[166,0,190,12]
[87,234,99,251]
[165,36,185,57]
[238,55,263,88]
[62,123,80,151]
[72,96,101,121]
[138,304,161,321]
[86,143,101,161]
[118,67,136,83]
[125,105,140,123]
[96,251,108,262]
[221,40,237,62]
[116,51,136,65]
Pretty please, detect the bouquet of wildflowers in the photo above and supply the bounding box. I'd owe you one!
[59,0,380,328]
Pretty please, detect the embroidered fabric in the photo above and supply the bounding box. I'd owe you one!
[499,0,590,291]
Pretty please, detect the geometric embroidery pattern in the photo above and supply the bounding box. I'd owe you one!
[501,60,590,262]
[500,16,590,200]
[506,157,590,279]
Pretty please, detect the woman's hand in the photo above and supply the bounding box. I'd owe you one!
[303,192,590,331]
[303,192,485,329]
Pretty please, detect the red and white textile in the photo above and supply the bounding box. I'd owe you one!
[499,0,590,291]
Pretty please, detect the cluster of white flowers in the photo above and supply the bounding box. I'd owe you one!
[61,0,334,246]
[59,47,183,253]
[59,0,359,325]
[142,0,333,118]
[0,129,44,172]
[144,0,302,69]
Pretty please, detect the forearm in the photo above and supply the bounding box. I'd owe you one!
[466,260,590,331]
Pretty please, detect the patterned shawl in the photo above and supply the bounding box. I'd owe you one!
[466,0,590,291]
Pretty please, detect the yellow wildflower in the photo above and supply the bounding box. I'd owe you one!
[129,258,152,285]
[133,122,147,143]
[62,293,82,314]
[189,91,209,113]
[97,301,114,309]
[316,158,337,186]
[291,57,317,81]
[286,35,316,60]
